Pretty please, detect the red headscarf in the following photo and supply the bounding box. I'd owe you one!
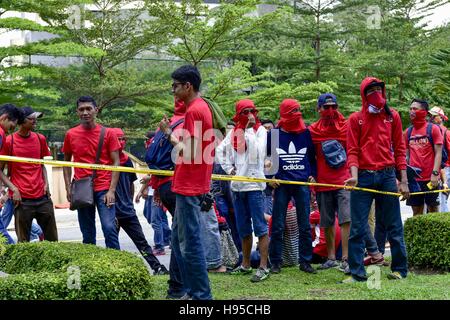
[231,99,261,152]
[309,108,348,143]
[111,128,128,165]
[277,99,306,134]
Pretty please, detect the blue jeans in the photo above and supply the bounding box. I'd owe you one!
[77,190,120,249]
[214,192,241,252]
[1,199,42,243]
[172,194,212,300]
[200,207,222,269]
[151,199,171,250]
[365,223,380,255]
[269,184,312,266]
[349,169,408,280]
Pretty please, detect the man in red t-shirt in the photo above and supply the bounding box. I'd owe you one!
[405,99,443,215]
[62,96,121,249]
[0,104,30,243]
[159,65,214,300]
[309,93,350,273]
[0,107,58,242]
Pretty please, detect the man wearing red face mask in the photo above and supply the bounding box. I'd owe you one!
[344,78,409,282]
[110,128,169,276]
[404,99,443,215]
[309,93,351,273]
[216,99,269,283]
[265,99,317,275]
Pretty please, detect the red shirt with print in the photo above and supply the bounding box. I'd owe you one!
[1,132,51,199]
[171,98,214,196]
[62,125,120,192]
[313,141,350,192]
[404,123,443,182]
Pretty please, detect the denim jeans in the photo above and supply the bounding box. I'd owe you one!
[232,190,267,238]
[365,223,380,255]
[200,207,222,269]
[0,199,14,244]
[440,166,450,212]
[172,193,212,300]
[214,192,241,252]
[77,190,120,249]
[158,181,184,297]
[151,199,171,250]
[116,214,163,271]
[349,169,408,280]
[269,184,312,266]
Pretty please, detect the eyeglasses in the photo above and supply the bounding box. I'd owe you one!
[171,82,186,89]
[322,104,338,110]
[240,109,258,115]
[118,137,126,141]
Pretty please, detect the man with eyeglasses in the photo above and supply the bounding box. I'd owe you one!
[216,99,269,283]
[309,93,351,273]
[159,65,214,300]
[0,106,58,242]
[344,77,409,282]
[265,99,317,275]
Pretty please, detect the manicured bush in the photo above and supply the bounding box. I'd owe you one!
[0,242,155,299]
[404,212,450,271]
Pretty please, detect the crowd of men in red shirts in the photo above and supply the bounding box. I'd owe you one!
[0,65,448,300]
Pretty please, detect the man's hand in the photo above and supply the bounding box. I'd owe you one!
[11,186,21,207]
[399,181,410,200]
[308,176,316,183]
[246,115,256,128]
[344,177,358,188]
[229,167,236,176]
[268,177,280,189]
[104,190,116,208]
[264,160,272,171]
[139,175,151,184]
[159,115,171,136]
[430,174,439,188]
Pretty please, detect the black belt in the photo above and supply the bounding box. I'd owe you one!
[359,166,395,174]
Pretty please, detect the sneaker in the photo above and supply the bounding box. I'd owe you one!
[166,291,186,299]
[318,259,339,270]
[338,260,350,274]
[339,276,359,284]
[154,249,166,256]
[299,263,317,274]
[250,267,270,283]
[387,271,405,280]
[230,265,253,275]
[364,254,385,266]
[270,264,281,274]
[179,293,193,300]
[154,265,169,275]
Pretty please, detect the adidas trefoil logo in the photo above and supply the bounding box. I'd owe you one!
[276,142,307,164]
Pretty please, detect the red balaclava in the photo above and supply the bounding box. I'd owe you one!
[277,99,306,134]
[231,99,261,152]
[112,128,128,165]
[309,107,347,143]
[410,109,428,129]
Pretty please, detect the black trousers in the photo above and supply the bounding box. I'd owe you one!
[116,213,163,272]
[15,197,58,242]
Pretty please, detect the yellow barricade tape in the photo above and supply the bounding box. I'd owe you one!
[0,155,448,197]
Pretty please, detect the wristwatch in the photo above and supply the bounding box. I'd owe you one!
[432,170,439,176]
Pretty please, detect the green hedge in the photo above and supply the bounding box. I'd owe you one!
[0,242,155,299]
[404,213,450,271]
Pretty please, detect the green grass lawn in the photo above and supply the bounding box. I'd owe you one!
[147,265,449,300]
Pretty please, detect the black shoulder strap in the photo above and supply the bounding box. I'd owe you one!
[407,126,413,142]
[92,126,106,179]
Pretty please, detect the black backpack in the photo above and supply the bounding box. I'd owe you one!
[321,139,347,169]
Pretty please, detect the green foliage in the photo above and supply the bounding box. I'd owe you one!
[0,242,155,299]
[404,213,450,271]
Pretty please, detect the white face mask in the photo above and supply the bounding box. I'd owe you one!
[368,104,382,114]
